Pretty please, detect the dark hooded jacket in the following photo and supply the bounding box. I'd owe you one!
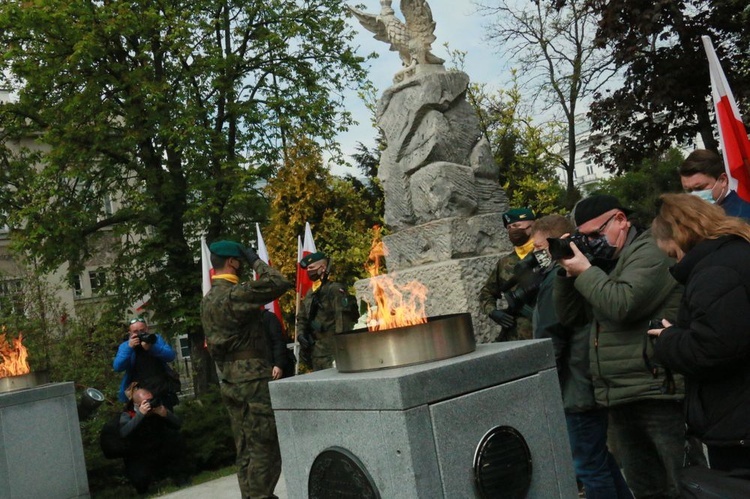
[654,235,750,446]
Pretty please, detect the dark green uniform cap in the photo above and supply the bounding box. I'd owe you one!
[209,240,246,258]
[502,207,536,227]
[300,251,327,269]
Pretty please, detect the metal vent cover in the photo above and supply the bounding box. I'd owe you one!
[308,447,380,499]
[473,425,532,499]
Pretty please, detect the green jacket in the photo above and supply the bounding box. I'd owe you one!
[200,260,293,383]
[297,280,359,361]
[554,228,684,407]
[479,251,535,341]
[533,264,596,413]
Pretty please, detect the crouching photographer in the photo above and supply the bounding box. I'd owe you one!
[114,317,181,410]
[117,386,190,494]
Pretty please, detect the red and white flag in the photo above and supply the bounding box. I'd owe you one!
[200,236,214,296]
[256,223,285,331]
[296,222,317,299]
[130,294,150,313]
[702,36,750,202]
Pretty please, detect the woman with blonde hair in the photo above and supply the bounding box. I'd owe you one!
[649,192,750,472]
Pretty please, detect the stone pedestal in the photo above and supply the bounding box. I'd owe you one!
[270,341,576,498]
[0,381,90,498]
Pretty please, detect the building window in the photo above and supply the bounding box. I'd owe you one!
[0,279,24,315]
[89,270,107,296]
[178,335,191,358]
[73,275,83,298]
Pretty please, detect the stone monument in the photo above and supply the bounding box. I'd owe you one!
[350,0,511,342]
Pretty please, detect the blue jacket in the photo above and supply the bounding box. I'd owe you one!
[113,334,176,402]
[720,190,750,221]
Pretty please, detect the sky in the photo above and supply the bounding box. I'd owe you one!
[329,0,508,176]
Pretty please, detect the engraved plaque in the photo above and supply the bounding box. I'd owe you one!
[308,447,380,499]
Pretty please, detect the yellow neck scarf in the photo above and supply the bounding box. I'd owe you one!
[311,280,322,292]
[514,238,535,260]
[212,273,239,285]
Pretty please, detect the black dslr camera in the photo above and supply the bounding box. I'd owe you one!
[146,397,162,408]
[501,255,543,313]
[137,332,157,344]
[547,234,593,260]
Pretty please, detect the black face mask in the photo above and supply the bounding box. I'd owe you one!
[508,228,530,247]
[586,234,618,260]
[307,269,322,281]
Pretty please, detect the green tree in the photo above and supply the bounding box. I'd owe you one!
[588,0,750,171]
[475,0,616,207]
[0,0,367,393]
[262,135,380,331]
[447,48,566,213]
[594,148,686,224]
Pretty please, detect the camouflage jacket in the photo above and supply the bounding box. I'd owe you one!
[296,280,359,359]
[200,260,293,383]
[479,251,535,341]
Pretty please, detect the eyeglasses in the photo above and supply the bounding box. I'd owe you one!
[579,214,616,240]
[129,317,146,325]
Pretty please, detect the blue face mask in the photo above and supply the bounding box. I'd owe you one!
[691,189,716,204]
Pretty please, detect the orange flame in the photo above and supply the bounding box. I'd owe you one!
[0,331,30,378]
[365,227,428,331]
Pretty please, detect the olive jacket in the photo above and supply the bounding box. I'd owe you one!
[554,228,684,407]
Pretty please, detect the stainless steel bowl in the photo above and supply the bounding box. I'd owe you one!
[0,371,49,394]
[334,312,475,373]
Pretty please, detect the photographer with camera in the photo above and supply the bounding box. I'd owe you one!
[532,215,632,498]
[480,207,539,341]
[113,317,179,410]
[118,386,189,494]
[554,194,684,498]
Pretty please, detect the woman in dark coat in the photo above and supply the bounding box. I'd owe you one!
[649,193,750,471]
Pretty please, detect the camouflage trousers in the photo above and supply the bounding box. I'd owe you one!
[220,378,281,499]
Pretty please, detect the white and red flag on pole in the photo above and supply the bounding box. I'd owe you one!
[702,35,750,202]
[130,293,151,314]
[255,223,285,331]
[200,236,214,296]
[296,222,317,299]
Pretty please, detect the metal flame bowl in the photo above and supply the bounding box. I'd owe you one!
[0,371,49,394]
[333,313,476,373]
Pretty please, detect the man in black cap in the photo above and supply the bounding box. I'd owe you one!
[296,251,359,371]
[554,195,685,498]
[200,239,293,499]
[479,207,539,341]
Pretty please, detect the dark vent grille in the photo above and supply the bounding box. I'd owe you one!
[309,447,380,499]
[473,425,532,499]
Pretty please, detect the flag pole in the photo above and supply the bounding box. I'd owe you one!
[294,235,302,375]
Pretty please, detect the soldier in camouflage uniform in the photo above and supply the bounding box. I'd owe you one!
[296,252,359,371]
[479,208,539,341]
[200,240,293,499]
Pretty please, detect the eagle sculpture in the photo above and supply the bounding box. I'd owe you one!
[349,0,445,82]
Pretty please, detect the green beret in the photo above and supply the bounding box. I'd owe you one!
[502,208,536,227]
[300,251,327,269]
[209,240,246,258]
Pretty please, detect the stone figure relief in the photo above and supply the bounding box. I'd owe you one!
[348,0,445,83]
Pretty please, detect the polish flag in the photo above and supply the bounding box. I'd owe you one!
[255,223,285,332]
[130,293,150,313]
[702,36,750,202]
[200,236,214,296]
[296,222,317,299]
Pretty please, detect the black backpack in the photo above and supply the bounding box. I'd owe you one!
[99,412,134,459]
